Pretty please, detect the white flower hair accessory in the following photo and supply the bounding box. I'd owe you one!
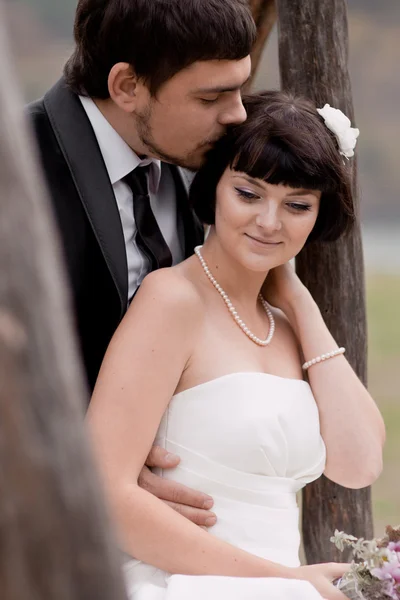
[316,104,360,159]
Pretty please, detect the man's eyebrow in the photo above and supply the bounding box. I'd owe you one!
[194,75,251,95]
[232,175,265,191]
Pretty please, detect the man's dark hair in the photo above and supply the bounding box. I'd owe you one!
[190,91,355,244]
[64,0,256,98]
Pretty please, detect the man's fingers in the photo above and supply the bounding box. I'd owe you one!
[145,445,180,469]
[138,466,214,510]
[164,501,217,528]
[138,467,216,526]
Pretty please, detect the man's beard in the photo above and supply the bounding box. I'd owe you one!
[135,103,214,171]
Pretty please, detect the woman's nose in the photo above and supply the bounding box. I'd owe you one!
[255,209,282,232]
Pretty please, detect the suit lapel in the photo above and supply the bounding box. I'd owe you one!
[44,78,128,316]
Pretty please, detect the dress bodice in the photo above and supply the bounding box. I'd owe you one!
[154,372,326,564]
[158,372,325,481]
[124,372,326,600]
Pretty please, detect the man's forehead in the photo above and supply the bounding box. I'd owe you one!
[183,56,252,92]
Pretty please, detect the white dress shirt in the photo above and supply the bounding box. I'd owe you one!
[79,96,184,301]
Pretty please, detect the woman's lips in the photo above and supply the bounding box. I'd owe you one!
[245,234,282,246]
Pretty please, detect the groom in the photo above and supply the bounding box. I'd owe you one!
[27,0,255,527]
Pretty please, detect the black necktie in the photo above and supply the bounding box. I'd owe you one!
[125,166,172,270]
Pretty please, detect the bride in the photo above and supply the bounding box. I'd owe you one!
[87,91,385,600]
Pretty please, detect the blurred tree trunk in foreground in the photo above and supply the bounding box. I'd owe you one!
[276,0,373,563]
[0,2,127,598]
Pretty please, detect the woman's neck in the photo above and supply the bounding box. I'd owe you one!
[199,233,269,308]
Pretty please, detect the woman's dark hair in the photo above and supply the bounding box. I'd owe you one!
[64,0,256,98]
[191,91,356,243]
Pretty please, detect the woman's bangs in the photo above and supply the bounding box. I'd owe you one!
[232,138,332,192]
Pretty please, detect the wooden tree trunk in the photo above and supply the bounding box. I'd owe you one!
[248,0,277,89]
[0,3,127,598]
[275,0,373,563]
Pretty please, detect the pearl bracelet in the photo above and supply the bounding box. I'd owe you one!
[302,347,346,371]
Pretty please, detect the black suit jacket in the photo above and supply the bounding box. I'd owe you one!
[27,77,204,392]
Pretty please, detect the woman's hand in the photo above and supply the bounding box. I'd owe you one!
[138,445,217,527]
[292,563,350,600]
[262,262,310,317]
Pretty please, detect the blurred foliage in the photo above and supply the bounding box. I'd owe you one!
[348,0,400,20]
[368,275,400,360]
[367,273,400,534]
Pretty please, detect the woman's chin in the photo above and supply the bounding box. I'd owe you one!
[239,249,298,274]
[239,255,279,274]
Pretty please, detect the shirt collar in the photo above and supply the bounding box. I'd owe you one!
[79,95,162,193]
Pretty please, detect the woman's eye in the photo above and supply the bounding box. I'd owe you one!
[235,188,259,201]
[287,202,312,212]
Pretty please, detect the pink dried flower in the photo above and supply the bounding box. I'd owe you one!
[371,558,400,584]
[383,579,400,600]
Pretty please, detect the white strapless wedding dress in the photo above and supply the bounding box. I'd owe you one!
[124,372,327,599]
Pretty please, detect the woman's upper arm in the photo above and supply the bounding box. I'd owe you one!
[86,270,202,489]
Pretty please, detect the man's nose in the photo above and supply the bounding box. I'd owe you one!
[219,94,247,126]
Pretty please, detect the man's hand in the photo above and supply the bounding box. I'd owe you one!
[138,445,217,528]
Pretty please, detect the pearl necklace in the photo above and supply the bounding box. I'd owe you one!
[194,246,275,347]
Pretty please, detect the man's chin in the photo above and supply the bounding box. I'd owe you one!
[179,158,204,172]
[179,147,215,171]
[141,138,208,170]
[167,153,206,172]
[146,149,202,171]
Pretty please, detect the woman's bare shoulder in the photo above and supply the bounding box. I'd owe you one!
[129,267,205,327]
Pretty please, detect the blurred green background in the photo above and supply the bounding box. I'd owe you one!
[5,0,399,535]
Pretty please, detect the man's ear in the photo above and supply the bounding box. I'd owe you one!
[108,63,144,113]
